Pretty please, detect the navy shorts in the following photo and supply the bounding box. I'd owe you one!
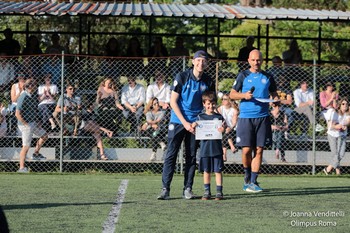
[199,155,224,173]
[236,116,272,147]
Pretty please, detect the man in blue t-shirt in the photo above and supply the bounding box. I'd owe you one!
[157,50,215,200]
[230,49,279,193]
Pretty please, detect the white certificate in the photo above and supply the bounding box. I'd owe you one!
[195,120,222,140]
[255,98,279,103]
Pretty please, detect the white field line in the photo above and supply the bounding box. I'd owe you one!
[102,179,129,233]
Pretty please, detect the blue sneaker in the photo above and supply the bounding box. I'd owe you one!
[246,183,263,193]
[243,183,250,191]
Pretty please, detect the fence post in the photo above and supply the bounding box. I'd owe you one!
[59,52,65,173]
[182,56,186,72]
[311,58,317,175]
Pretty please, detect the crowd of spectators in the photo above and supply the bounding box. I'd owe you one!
[1,28,350,165]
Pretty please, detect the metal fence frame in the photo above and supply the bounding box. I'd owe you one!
[0,53,349,175]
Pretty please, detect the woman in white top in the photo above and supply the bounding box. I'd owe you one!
[38,74,58,130]
[323,98,350,175]
[217,93,239,161]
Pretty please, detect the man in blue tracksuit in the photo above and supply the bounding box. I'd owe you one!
[157,50,215,200]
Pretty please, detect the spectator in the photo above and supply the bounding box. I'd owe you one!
[104,37,122,57]
[272,73,294,139]
[45,33,67,55]
[0,52,16,93]
[267,56,284,85]
[170,37,189,57]
[146,70,171,110]
[0,101,7,138]
[121,76,146,134]
[147,37,168,80]
[157,50,215,200]
[230,49,279,193]
[148,36,168,58]
[237,36,256,72]
[192,91,225,200]
[0,28,21,56]
[169,37,189,76]
[38,74,58,131]
[42,57,61,87]
[217,93,239,162]
[323,98,350,175]
[96,78,124,133]
[44,33,70,85]
[124,37,144,77]
[282,39,303,65]
[103,37,122,81]
[22,35,43,77]
[16,79,48,173]
[81,101,113,160]
[140,97,167,161]
[8,73,26,135]
[126,37,144,57]
[270,102,288,162]
[319,82,338,118]
[293,80,324,135]
[53,83,82,136]
[23,35,43,55]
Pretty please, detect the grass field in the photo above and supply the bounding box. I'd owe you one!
[0,173,349,233]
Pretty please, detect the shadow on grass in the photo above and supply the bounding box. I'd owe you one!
[231,186,350,199]
[3,201,135,211]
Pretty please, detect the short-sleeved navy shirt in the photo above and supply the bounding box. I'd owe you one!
[170,68,215,124]
[232,70,277,118]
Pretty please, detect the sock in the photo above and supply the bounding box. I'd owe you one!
[216,185,223,193]
[204,184,210,192]
[244,167,251,184]
[251,172,259,184]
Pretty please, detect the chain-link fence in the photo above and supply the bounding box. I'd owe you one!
[0,54,349,174]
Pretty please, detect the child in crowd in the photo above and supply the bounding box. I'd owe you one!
[270,102,288,162]
[217,93,239,161]
[192,91,226,200]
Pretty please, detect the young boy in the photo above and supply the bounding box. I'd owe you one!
[192,91,226,200]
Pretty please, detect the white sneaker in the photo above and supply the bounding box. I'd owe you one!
[159,142,167,151]
[315,124,325,132]
[284,132,289,140]
[17,167,29,173]
[150,152,156,161]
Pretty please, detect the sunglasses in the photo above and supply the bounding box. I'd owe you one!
[68,87,74,90]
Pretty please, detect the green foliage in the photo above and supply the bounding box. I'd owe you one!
[0,1,350,63]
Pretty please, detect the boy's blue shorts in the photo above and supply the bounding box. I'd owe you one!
[199,155,224,173]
